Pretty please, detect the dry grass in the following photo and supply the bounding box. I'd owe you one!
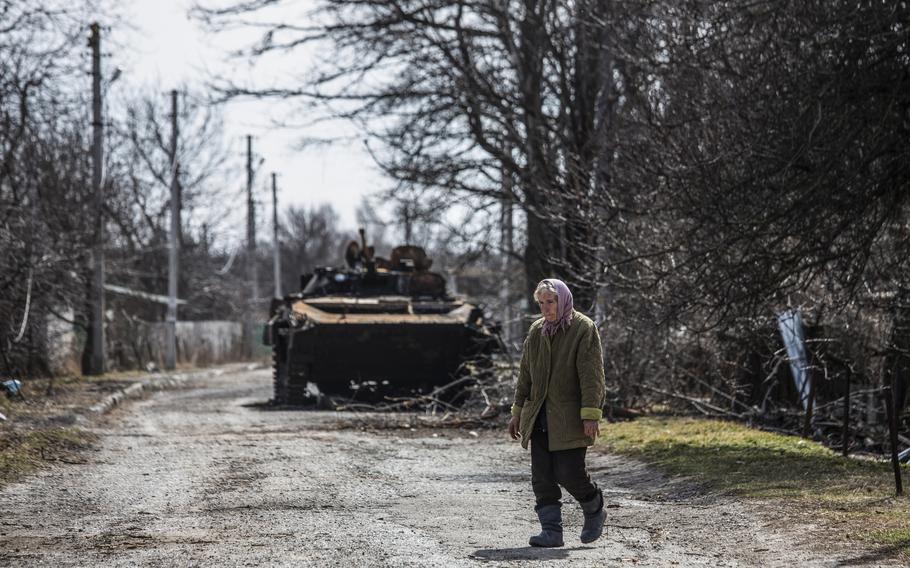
[600,416,910,561]
[0,427,97,487]
[0,364,245,488]
[0,371,140,488]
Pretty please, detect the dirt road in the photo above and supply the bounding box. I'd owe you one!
[0,368,884,567]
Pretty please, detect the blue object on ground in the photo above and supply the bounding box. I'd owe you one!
[2,379,23,396]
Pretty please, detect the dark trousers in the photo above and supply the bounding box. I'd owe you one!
[530,428,598,508]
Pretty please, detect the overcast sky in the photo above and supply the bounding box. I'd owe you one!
[108,0,381,240]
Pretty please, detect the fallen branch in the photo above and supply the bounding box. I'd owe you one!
[639,384,742,417]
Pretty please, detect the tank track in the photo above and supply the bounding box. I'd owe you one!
[272,325,290,405]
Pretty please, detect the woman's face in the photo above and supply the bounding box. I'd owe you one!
[537,292,559,322]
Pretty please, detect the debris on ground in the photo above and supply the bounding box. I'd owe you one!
[326,356,517,428]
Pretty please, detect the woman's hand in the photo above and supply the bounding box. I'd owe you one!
[582,419,600,439]
[508,415,521,440]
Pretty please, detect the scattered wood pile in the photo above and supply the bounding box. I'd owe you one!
[330,356,517,428]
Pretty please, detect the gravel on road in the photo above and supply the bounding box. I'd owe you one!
[0,368,887,567]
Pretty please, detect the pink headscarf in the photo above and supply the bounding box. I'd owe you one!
[541,278,574,337]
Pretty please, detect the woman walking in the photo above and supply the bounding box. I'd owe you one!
[507,279,607,547]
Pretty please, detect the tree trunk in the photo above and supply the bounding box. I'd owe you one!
[518,0,552,311]
[81,271,95,375]
[886,286,910,413]
[524,196,554,310]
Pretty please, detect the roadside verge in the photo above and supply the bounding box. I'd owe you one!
[86,365,254,414]
[0,363,261,488]
[597,416,910,564]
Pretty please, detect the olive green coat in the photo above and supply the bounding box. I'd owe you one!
[511,311,606,451]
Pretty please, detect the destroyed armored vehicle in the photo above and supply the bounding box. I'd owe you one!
[264,230,500,405]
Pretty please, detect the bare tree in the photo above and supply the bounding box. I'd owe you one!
[278,203,344,293]
[0,2,102,374]
[104,90,235,318]
[632,1,910,329]
[193,0,652,311]
[611,1,910,421]
[194,0,910,431]
[1,4,239,375]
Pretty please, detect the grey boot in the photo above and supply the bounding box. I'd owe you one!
[528,503,564,547]
[579,489,606,544]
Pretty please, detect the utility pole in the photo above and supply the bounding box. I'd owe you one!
[165,89,179,370]
[245,136,258,359]
[272,172,281,298]
[88,22,105,375]
[500,143,514,348]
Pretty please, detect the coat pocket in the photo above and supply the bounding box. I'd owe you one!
[547,400,585,446]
